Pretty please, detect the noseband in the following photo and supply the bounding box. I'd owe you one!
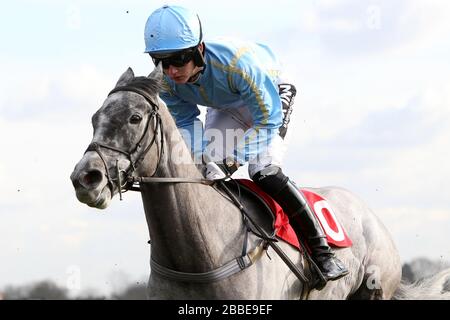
[84,79,164,199]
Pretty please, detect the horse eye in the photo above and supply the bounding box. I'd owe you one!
[129,114,142,124]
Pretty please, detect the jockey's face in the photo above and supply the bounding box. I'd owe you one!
[151,44,204,84]
[164,60,197,84]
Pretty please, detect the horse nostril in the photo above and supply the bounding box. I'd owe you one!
[80,169,104,189]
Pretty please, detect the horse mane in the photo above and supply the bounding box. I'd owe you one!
[126,76,162,97]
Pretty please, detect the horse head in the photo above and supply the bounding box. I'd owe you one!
[70,65,164,209]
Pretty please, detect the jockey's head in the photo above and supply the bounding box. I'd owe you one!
[144,5,205,84]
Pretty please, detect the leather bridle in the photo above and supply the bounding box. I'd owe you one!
[84,79,165,199]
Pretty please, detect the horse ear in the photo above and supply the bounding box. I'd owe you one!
[115,67,135,87]
[148,62,163,82]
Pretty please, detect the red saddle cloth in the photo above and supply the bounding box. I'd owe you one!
[237,179,352,250]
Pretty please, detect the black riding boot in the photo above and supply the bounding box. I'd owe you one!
[253,166,349,283]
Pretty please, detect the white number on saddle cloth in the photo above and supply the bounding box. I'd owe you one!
[301,189,352,247]
[313,200,345,242]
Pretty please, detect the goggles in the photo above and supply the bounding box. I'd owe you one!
[151,48,196,69]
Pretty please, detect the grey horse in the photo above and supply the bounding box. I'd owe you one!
[70,66,450,299]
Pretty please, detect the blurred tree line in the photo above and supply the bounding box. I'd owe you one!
[401,257,450,286]
[0,279,147,300]
[1,257,448,299]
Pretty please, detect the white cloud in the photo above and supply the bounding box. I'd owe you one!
[299,9,321,32]
[391,0,450,54]
[376,206,450,261]
[0,61,115,123]
[286,0,450,58]
[0,67,50,115]
[298,1,364,34]
[355,81,450,201]
[361,130,450,204]
[58,64,113,104]
[315,0,350,9]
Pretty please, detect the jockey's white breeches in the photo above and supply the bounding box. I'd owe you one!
[203,106,287,178]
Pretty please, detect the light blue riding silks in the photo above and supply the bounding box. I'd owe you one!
[159,39,283,164]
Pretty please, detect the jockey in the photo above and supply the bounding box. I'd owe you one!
[144,5,348,285]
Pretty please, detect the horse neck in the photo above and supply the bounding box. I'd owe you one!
[138,105,243,272]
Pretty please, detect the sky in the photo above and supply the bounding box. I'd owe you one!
[1,0,450,297]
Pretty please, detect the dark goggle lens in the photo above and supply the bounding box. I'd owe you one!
[152,51,194,69]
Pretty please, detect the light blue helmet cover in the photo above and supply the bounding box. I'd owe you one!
[144,5,202,54]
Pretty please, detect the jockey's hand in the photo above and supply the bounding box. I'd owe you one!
[223,157,240,175]
[205,162,227,180]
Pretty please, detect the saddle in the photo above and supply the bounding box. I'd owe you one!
[222,179,353,250]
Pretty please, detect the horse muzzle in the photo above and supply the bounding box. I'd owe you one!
[70,154,112,209]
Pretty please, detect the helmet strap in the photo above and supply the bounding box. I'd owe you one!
[187,69,203,83]
[193,44,206,68]
[192,15,205,68]
[188,42,206,82]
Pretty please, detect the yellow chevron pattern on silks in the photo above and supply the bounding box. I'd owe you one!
[198,86,213,106]
[267,69,281,79]
[210,60,269,126]
[227,47,251,92]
